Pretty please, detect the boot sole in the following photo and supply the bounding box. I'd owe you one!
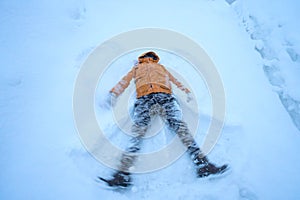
[198,165,231,180]
[95,176,132,191]
[208,165,232,181]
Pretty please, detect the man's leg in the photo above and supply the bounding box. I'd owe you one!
[157,94,197,154]
[160,94,228,177]
[118,125,148,173]
[107,95,153,186]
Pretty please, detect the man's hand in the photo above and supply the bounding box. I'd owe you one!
[186,92,193,103]
[105,92,117,108]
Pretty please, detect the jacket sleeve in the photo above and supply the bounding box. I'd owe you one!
[110,68,134,97]
[165,68,191,94]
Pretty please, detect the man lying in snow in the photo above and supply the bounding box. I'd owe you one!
[99,51,228,188]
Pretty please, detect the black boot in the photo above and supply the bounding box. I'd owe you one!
[195,156,228,178]
[99,171,132,188]
[187,144,228,178]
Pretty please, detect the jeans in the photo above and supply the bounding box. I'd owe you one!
[118,92,202,172]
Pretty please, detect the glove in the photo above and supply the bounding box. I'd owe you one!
[186,92,193,103]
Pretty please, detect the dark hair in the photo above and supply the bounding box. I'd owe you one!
[141,52,158,60]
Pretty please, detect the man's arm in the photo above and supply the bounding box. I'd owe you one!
[110,68,134,97]
[166,69,191,94]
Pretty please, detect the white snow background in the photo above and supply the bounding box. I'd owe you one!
[1,0,300,199]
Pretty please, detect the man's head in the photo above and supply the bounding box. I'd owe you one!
[138,51,160,63]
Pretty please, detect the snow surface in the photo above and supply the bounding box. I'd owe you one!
[1,0,300,199]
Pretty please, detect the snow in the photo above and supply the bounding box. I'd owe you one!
[1,0,300,199]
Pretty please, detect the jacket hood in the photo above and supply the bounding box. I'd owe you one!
[138,51,160,63]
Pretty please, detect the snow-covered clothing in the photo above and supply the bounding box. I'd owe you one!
[118,92,197,172]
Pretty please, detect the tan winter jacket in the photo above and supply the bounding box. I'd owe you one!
[110,51,190,98]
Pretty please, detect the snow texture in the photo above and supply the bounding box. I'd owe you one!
[1,0,300,200]
[231,0,300,131]
[225,0,237,5]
